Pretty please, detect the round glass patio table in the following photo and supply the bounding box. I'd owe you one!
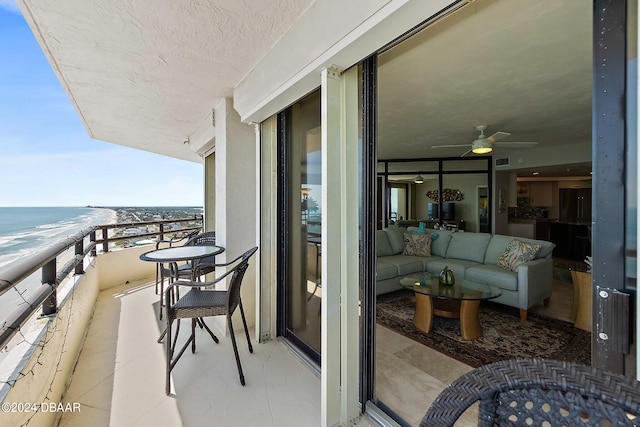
[140,245,225,342]
[140,245,224,264]
[399,272,502,341]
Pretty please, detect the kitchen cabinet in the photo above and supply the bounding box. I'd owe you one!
[515,182,553,207]
[516,183,530,198]
[530,182,553,207]
[507,222,535,239]
[549,222,591,260]
[535,220,551,241]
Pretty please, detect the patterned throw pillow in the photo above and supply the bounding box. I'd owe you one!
[497,239,542,272]
[402,233,432,257]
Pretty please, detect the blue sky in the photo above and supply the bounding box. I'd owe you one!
[0,2,204,207]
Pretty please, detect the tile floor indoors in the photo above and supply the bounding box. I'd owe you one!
[375,276,577,426]
[58,274,577,427]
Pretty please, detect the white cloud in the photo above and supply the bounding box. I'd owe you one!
[0,0,20,14]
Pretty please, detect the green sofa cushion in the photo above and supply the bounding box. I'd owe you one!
[445,232,491,264]
[382,254,425,276]
[484,235,513,265]
[466,265,518,291]
[376,230,394,257]
[426,229,452,257]
[426,259,481,278]
[376,258,399,281]
[384,226,406,255]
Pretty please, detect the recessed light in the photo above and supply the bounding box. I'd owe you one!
[532,172,540,176]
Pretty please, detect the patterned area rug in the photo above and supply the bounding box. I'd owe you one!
[377,290,591,368]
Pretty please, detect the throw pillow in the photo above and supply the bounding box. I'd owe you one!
[402,233,432,257]
[497,239,542,272]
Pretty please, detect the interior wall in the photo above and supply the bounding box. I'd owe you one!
[415,173,486,232]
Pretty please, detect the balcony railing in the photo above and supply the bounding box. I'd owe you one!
[0,216,203,350]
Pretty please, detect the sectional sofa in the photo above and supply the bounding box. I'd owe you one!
[376,226,556,321]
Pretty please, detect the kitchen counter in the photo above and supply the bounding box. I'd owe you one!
[552,220,591,226]
[507,218,558,241]
[509,218,558,223]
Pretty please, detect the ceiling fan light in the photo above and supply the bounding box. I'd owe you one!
[471,139,492,154]
[472,146,493,154]
[414,175,424,184]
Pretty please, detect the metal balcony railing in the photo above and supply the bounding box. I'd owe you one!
[0,216,203,350]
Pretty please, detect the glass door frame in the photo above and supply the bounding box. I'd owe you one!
[591,0,636,374]
[360,0,638,419]
[276,94,322,365]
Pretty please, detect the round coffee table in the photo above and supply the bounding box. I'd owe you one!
[399,272,502,340]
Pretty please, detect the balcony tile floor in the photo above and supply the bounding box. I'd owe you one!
[58,280,333,427]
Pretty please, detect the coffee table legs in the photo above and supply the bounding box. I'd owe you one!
[414,293,433,333]
[413,292,482,340]
[459,300,482,340]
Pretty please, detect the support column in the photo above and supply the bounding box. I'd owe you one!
[340,66,361,426]
[204,153,216,232]
[259,116,278,341]
[212,97,258,334]
[321,65,360,426]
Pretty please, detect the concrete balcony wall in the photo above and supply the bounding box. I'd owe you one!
[0,247,155,427]
[95,245,157,291]
[1,260,100,427]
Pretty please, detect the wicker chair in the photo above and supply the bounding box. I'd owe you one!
[178,231,218,277]
[156,231,218,319]
[422,358,640,426]
[164,246,258,395]
[154,229,201,319]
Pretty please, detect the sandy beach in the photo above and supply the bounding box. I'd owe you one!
[104,208,117,225]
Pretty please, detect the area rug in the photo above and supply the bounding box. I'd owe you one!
[377,290,591,368]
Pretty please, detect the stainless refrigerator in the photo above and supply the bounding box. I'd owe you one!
[559,188,592,223]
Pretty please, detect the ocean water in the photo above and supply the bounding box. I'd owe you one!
[0,207,114,327]
[0,207,114,270]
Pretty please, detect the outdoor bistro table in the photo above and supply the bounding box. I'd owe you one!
[140,245,225,341]
[139,245,225,280]
[399,272,502,341]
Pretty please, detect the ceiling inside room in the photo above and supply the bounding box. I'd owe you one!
[377,0,593,176]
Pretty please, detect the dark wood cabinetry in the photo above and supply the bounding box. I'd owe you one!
[549,222,591,260]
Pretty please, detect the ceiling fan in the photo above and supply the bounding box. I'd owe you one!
[432,125,539,156]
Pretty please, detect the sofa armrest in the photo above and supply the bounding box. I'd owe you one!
[516,258,554,310]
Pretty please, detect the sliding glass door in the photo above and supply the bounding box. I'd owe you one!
[277,89,322,363]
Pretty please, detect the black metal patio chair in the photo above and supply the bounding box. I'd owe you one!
[174,230,218,279]
[154,229,201,319]
[422,358,640,426]
[164,246,258,395]
[156,231,218,319]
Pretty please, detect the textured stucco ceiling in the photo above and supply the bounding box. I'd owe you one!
[19,0,313,162]
[377,0,592,163]
[20,0,593,168]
